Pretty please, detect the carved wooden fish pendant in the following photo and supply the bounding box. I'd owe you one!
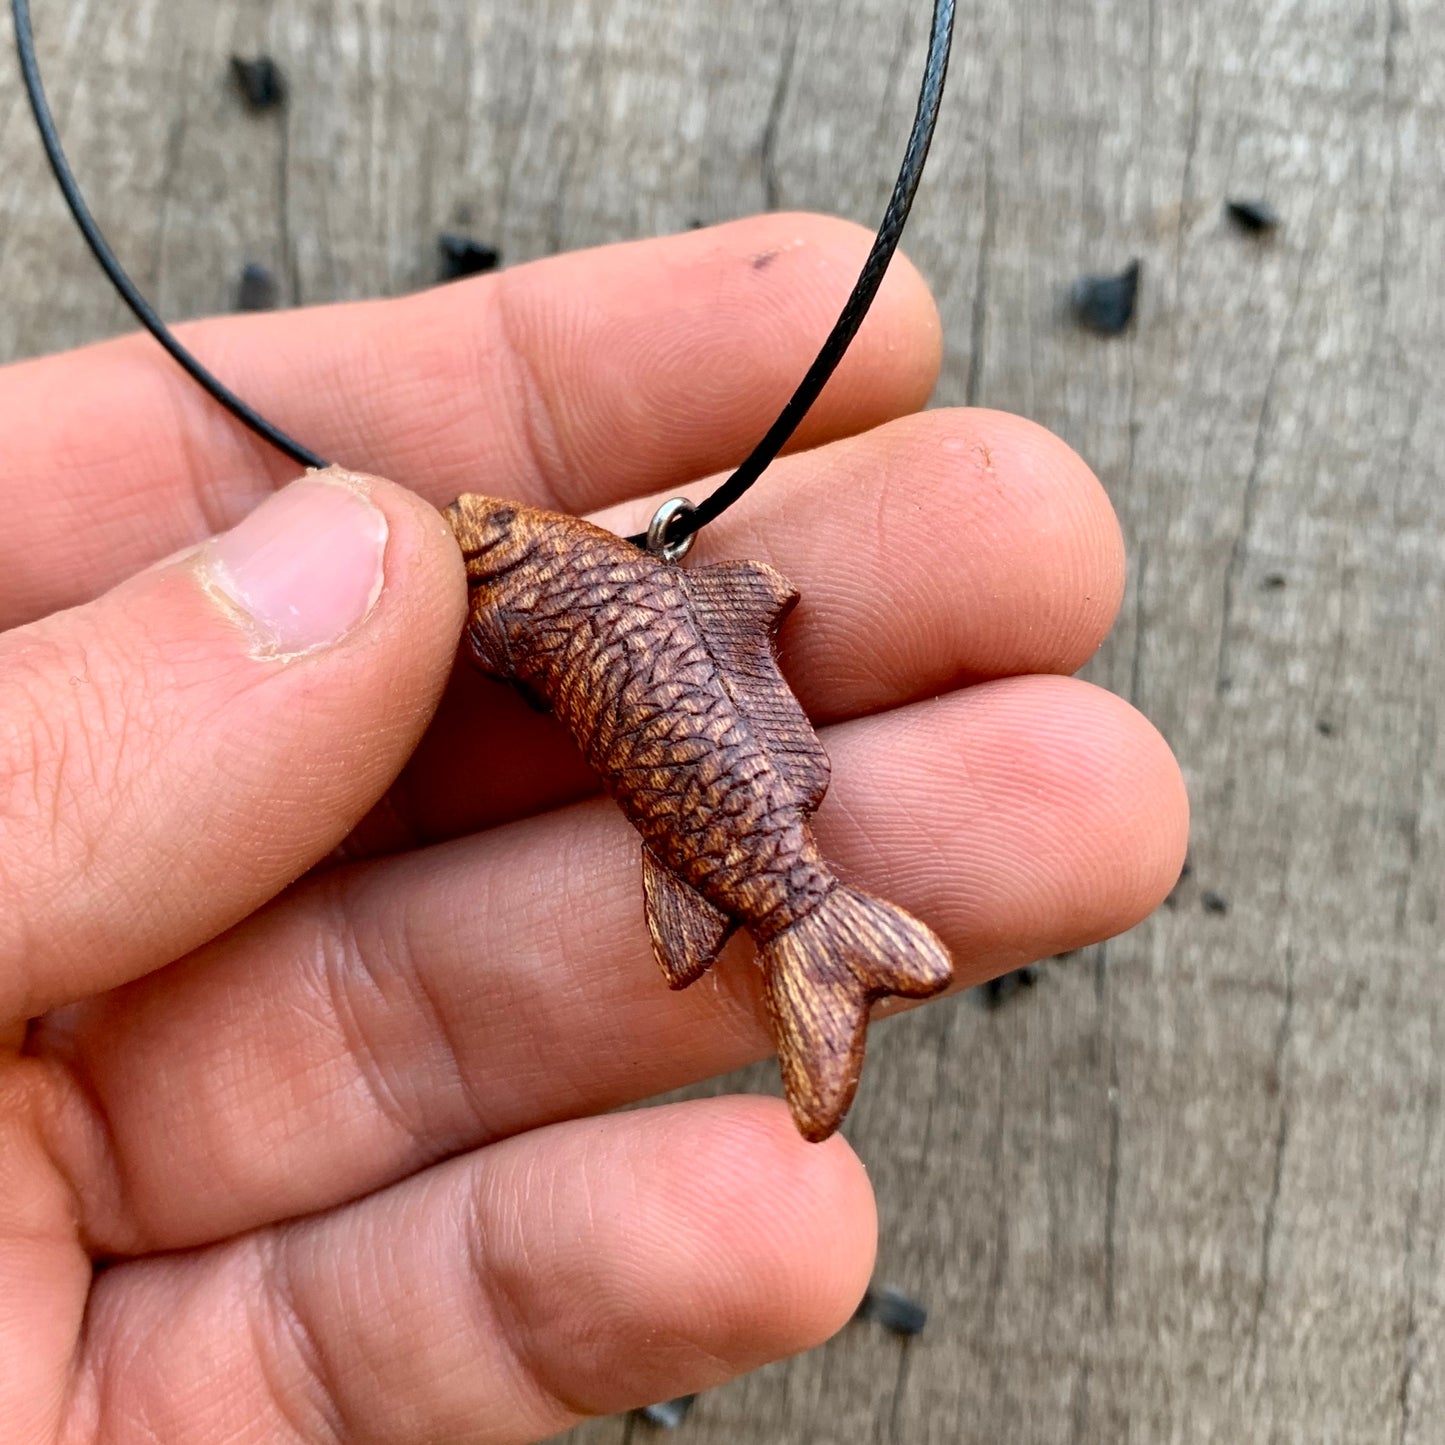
[445,495,953,1141]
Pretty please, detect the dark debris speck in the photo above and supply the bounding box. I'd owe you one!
[856,1285,928,1337]
[1262,571,1288,590]
[977,965,1040,1008]
[439,232,501,280]
[1070,259,1140,336]
[637,1396,698,1430]
[1316,718,1336,736]
[1163,857,1195,908]
[1227,199,1281,234]
[236,262,278,313]
[1201,891,1230,915]
[229,55,286,111]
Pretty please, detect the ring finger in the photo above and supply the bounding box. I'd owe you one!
[38,673,1187,1256]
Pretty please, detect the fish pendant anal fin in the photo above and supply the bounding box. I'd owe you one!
[445,494,954,1142]
[643,847,737,989]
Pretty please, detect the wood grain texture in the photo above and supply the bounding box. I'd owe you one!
[2,1,1442,1440]
[445,492,952,1141]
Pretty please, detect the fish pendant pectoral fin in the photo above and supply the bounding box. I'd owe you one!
[466,609,553,713]
[680,561,831,812]
[643,848,737,989]
[465,605,513,681]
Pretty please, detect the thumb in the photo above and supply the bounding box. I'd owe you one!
[0,467,466,1023]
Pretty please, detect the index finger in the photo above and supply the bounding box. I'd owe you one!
[0,212,941,629]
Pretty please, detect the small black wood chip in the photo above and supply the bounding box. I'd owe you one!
[236,262,278,313]
[1070,259,1140,336]
[230,55,286,111]
[856,1285,928,1337]
[1201,891,1230,915]
[637,1396,697,1429]
[1163,862,1190,909]
[1226,199,1280,234]
[978,965,1040,1008]
[439,233,501,280]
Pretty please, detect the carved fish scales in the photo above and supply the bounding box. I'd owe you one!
[445,495,953,1141]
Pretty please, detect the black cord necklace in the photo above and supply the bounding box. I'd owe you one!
[12,0,961,1142]
[12,0,955,549]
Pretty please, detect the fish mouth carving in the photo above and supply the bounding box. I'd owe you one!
[463,532,507,561]
[465,549,537,590]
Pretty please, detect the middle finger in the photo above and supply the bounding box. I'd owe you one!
[351,404,1125,852]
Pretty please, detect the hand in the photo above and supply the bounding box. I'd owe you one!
[1,214,1187,1443]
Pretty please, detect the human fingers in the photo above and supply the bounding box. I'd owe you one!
[0,213,940,628]
[40,676,1187,1252]
[70,1099,875,1445]
[355,406,1125,851]
[0,469,464,1023]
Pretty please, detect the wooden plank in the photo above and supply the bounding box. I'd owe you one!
[2,0,1442,1439]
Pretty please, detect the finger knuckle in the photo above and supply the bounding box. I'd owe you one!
[251,1237,349,1445]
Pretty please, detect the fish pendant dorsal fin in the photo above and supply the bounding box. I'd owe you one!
[680,560,831,812]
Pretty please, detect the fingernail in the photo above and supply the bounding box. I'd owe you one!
[204,476,388,656]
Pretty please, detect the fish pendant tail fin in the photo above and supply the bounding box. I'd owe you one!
[761,888,953,1143]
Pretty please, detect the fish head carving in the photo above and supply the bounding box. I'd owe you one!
[444,494,535,575]
[446,494,639,601]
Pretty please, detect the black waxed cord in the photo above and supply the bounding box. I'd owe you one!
[655,0,956,546]
[11,0,956,545]
[11,0,328,473]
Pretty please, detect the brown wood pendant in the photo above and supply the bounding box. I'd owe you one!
[445,495,953,1141]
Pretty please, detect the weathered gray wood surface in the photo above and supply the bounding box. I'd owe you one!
[2,1,1441,1440]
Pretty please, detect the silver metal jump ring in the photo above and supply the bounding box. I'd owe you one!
[645,497,697,563]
